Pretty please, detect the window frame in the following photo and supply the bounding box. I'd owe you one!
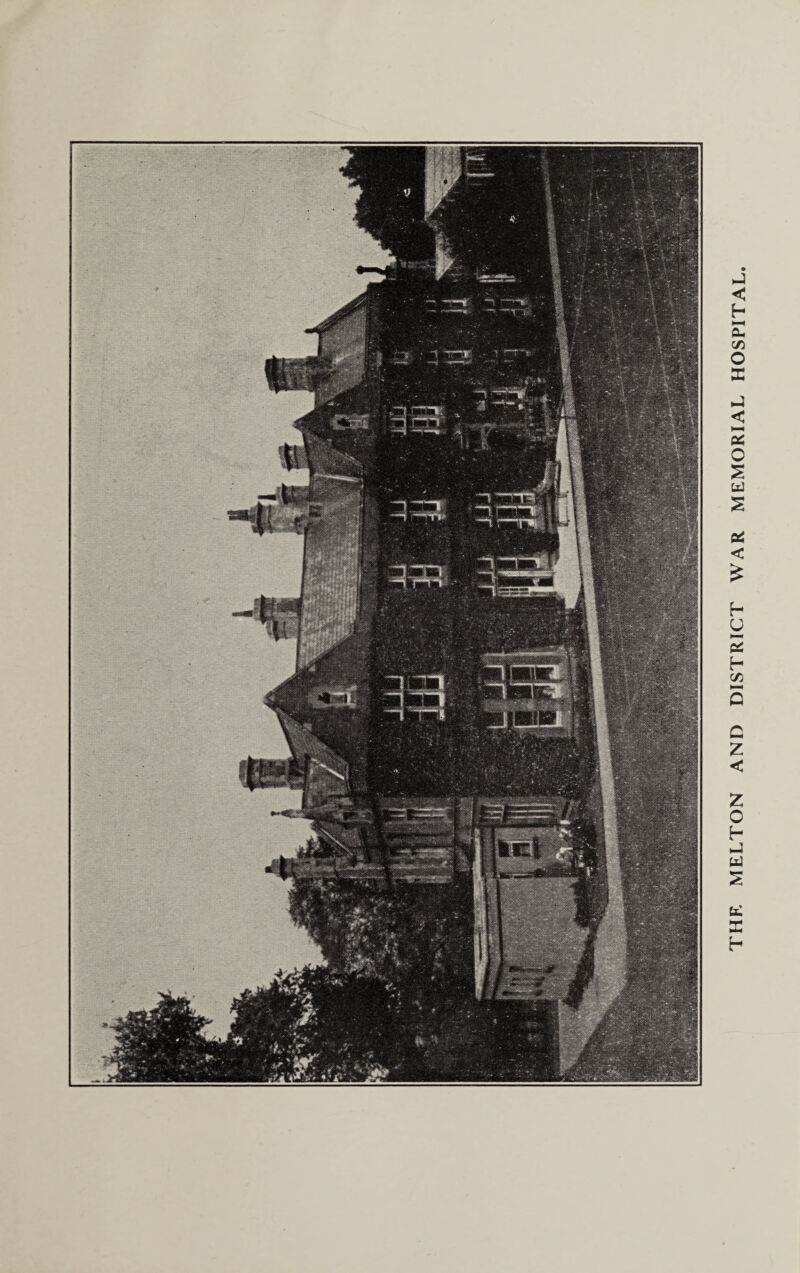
[382,806,452,823]
[472,492,545,530]
[387,563,447,590]
[388,499,447,523]
[388,404,446,436]
[331,413,370,431]
[474,555,557,596]
[480,802,557,826]
[424,296,471,315]
[479,652,568,733]
[481,295,531,315]
[381,673,446,723]
[490,386,526,410]
[497,839,541,860]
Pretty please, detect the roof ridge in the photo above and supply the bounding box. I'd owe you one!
[306,290,367,335]
[267,702,350,787]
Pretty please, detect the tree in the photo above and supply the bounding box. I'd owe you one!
[103,968,414,1084]
[102,992,223,1083]
[340,146,434,260]
[434,147,550,281]
[228,967,407,1082]
[288,866,474,988]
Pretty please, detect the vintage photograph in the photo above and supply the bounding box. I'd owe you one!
[71,142,699,1083]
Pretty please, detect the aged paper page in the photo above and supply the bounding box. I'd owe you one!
[2,1,798,1270]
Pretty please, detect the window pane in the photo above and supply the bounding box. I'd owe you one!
[482,665,504,683]
[509,665,534,682]
[511,711,534,727]
[482,712,505,729]
[509,684,533,699]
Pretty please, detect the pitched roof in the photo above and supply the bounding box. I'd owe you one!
[302,428,362,479]
[296,474,362,669]
[304,755,348,806]
[267,708,364,857]
[306,291,367,335]
[315,294,368,404]
[271,706,349,787]
[424,144,464,220]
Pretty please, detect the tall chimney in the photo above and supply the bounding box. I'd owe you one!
[264,356,332,394]
[232,596,300,640]
[239,757,304,790]
[227,502,308,534]
[278,443,309,472]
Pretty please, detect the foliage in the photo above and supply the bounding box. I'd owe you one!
[340,146,434,260]
[434,147,549,282]
[102,968,412,1084]
[102,993,223,1083]
[103,846,554,1083]
[227,967,406,1082]
[285,858,542,1079]
[288,869,474,987]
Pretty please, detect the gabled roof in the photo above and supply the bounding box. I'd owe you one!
[304,756,348,805]
[424,144,464,220]
[306,290,367,335]
[315,298,370,405]
[302,428,362,480]
[270,704,349,788]
[268,705,364,857]
[296,474,362,669]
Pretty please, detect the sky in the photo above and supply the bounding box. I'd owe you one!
[71,143,391,1081]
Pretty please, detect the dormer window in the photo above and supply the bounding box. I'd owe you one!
[313,685,357,709]
[389,350,413,366]
[332,413,369,430]
[441,349,472,365]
